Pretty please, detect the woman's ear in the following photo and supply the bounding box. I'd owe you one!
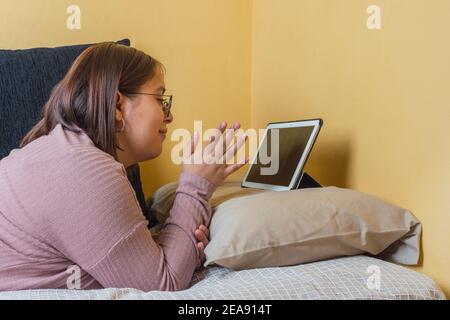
[116,91,125,108]
[115,91,124,121]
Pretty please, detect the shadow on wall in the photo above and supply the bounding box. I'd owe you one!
[309,136,425,268]
[306,138,352,188]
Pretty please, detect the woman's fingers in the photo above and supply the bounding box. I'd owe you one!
[204,123,226,158]
[199,225,209,238]
[182,131,200,161]
[195,225,209,268]
[224,157,249,177]
[194,228,209,247]
[222,133,247,164]
[206,122,227,146]
[215,122,227,140]
[195,228,206,263]
[199,122,243,162]
[214,123,241,161]
[197,242,205,266]
[194,229,205,241]
[190,132,200,154]
[225,123,241,154]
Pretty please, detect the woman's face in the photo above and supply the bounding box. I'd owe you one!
[115,68,173,168]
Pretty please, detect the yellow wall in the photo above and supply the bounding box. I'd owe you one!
[1,0,448,295]
[252,0,449,295]
[0,0,252,194]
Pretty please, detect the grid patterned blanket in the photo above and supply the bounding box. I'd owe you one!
[0,256,445,300]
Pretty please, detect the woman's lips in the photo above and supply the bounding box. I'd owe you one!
[159,129,167,139]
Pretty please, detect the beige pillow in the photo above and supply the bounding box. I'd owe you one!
[148,181,266,225]
[147,181,264,236]
[149,182,421,270]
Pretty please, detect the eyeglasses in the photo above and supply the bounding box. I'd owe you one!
[126,92,173,118]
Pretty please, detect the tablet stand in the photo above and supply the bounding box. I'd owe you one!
[295,172,322,189]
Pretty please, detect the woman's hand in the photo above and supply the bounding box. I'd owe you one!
[194,224,209,268]
[181,122,249,187]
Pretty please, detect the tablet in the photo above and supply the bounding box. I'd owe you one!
[241,118,323,191]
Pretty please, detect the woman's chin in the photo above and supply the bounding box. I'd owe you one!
[147,146,163,159]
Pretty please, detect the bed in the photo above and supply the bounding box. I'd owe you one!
[0,255,445,300]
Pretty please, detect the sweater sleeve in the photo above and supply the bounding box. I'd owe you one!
[87,172,216,291]
[46,147,216,291]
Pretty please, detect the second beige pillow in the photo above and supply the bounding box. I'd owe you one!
[203,186,421,269]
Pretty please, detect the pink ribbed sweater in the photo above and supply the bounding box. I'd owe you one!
[0,124,215,291]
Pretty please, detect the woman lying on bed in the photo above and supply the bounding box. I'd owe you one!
[0,42,248,291]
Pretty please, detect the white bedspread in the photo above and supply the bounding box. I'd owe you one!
[0,256,445,300]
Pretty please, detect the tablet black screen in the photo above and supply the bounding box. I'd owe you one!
[245,126,315,187]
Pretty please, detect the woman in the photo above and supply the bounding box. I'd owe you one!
[0,42,247,291]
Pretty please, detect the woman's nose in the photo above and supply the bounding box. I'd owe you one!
[165,111,173,123]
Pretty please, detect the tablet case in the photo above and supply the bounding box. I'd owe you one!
[296,172,322,189]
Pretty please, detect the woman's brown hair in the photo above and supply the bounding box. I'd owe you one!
[20,42,164,161]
